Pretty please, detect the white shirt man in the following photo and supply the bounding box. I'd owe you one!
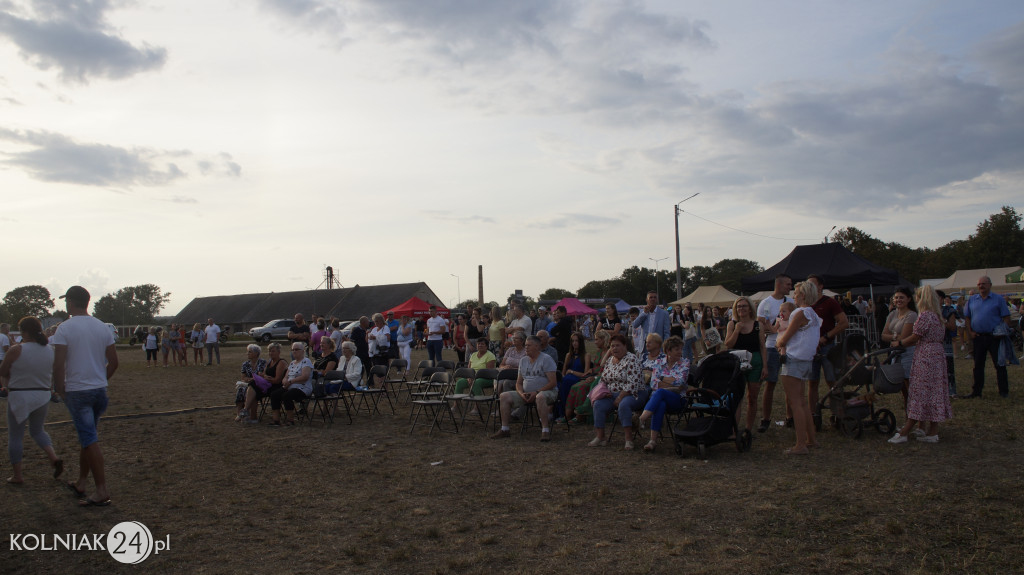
[204,318,222,365]
[508,306,532,338]
[754,274,793,433]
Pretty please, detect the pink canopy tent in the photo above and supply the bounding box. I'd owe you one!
[550,297,599,316]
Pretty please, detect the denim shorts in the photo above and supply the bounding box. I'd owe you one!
[64,388,108,448]
[781,358,814,380]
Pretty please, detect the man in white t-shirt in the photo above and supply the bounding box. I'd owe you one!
[204,318,222,365]
[754,274,793,433]
[425,305,448,364]
[52,286,119,507]
[508,305,532,338]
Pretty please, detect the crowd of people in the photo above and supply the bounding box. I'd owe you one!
[221,278,1022,456]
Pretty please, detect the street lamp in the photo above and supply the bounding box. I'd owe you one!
[674,193,700,300]
[649,256,668,302]
[450,273,461,308]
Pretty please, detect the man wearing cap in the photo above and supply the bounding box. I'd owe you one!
[51,286,119,507]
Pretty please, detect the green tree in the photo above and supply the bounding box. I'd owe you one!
[538,288,575,301]
[707,258,764,293]
[92,284,170,325]
[2,285,54,322]
[968,206,1024,268]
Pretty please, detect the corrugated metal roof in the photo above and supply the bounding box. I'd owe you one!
[174,283,443,326]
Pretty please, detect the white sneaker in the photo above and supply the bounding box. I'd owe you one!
[624,441,634,450]
[917,434,939,443]
[888,433,908,444]
[588,437,607,447]
[910,428,926,438]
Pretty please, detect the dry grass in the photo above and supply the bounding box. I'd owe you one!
[1,343,1022,574]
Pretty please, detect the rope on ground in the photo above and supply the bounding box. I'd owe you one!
[0,403,236,431]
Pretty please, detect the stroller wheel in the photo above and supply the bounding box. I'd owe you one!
[840,416,863,439]
[697,442,708,460]
[874,409,897,435]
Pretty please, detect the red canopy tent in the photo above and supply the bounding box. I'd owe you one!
[550,297,599,316]
[383,296,449,319]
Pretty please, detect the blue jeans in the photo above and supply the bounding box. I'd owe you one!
[683,337,697,361]
[810,342,836,382]
[593,388,650,429]
[426,340,443,363]
[643,388,685,432]
[206,342,220,364]
[64,388,109,447]
[763,347,781,383]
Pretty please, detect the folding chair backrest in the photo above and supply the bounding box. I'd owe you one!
[496,368,519,382]
[475,368,499,381]
[419,367,443,381]
[437,360,456,373]
[413,360,434,380]
[367,364,388,387]
[387,359,409,377]
[453,367,476,381]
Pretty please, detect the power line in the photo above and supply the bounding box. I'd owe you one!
[680,210,821,241]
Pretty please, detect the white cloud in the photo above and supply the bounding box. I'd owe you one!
[0,0,167,82]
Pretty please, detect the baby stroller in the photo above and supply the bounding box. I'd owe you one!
[816,333,899,439]
[671,351,751,459]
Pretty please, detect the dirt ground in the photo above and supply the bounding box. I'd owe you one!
[1,342,1022,574]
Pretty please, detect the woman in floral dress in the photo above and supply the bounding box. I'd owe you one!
[888,285,952,444]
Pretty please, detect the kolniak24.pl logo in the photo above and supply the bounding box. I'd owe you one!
[9,521,170,564]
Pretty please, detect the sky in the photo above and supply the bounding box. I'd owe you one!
[2,0,1023,315]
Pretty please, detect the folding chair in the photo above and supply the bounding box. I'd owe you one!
[458,368,499,430]
[351,365,395,416]
[409,372,459,435]
[444,367,476,419]
[309,371,353,426]
[436,360,457,375]
[383,358,409,400]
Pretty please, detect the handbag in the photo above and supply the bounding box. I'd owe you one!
[684,323,697,340]
[703,326,722,349]
[252,373,271,393]
[588,380,612,402]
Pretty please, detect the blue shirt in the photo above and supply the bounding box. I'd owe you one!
[964,292,1009,334]
[387,319,399,343]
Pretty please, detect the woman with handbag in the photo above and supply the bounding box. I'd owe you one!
[888,286,952,443]
[589,334,645,450]
[242,343,286,424]
[234,344,268,421]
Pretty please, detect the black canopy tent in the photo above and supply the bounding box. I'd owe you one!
[741,243,901,292]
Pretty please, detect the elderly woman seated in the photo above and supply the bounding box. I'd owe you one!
[242,343,286,424]
[637,335,691,452]
[590,334,647,450]
[330,341,364,392]
[235,344,268,422]
[268,342,314,425]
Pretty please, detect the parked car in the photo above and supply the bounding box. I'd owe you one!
[249,319,297,343]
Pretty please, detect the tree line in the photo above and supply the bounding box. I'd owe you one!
[0,284,170,325]
[465,207,1022,309]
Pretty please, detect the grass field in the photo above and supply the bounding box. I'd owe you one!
[1,342,1022,574]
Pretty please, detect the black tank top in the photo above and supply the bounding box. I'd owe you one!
[733,321,761,354]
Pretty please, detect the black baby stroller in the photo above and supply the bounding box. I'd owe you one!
[671,351,751,459]
[816,333,900,439]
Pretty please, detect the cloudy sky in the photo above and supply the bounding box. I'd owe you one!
[2,0,1023,315]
